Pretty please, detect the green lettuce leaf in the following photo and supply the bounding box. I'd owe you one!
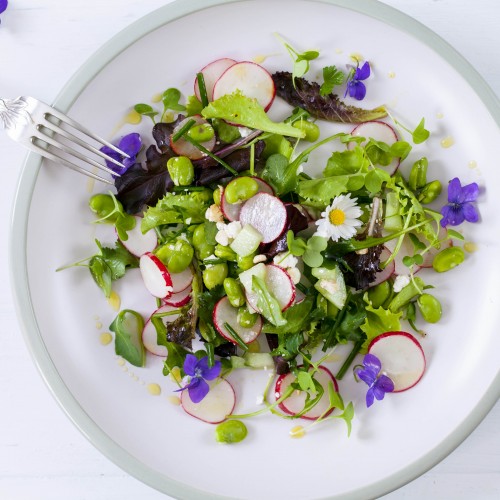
[360,297,402,351]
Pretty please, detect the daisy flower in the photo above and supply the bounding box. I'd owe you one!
[315,194,363,242]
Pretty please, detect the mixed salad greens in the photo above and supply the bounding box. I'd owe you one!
[62,37,480,442]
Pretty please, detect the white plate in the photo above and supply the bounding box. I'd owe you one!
[10,0,500,499]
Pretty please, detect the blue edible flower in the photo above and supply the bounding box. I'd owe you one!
[100,132,141,174]
[344,61,371,101]
[177,354,222,404]
[355,353,394,408]
[440,177,479,227]
[0,0,8,24]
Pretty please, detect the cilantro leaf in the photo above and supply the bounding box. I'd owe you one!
[320,65,345,96]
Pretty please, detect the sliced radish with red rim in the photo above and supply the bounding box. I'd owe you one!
[171,115,216,160]
[239,192,287,243]
[242,264,295,312]
[194,58,237,101]
[368,331,426,392]
[213,61,276,111]
[142,304,180,357]
[118,216,157,257]
[349,121,400,175]
[170,266,194,293]
[221,177,275,222]
[213,296,262,344]
[163,285,192,307]
[369,246,395,287]
[275,365,339,420]
[180,378,236,424]
[139,252,173,299]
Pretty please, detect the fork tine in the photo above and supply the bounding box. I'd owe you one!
[44,108,131,158]
[39,121,126,170]
[34,131,118,177]
[29,139,114,185]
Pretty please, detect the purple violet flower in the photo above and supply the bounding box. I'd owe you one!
[355,353,394,408]
[344,61,371,101]
[0,0,8,24]
[178,354,221,404]
[100,132,141,174]
[440,177,479,228]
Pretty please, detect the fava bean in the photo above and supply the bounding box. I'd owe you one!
[215,420,248,444]
[167,156,194,186]
[432,246,465,273]
[203,263,228,289]
[408,157,428,191]
[292,120,320,142]
[237,307,258,328]
[417,293,442,323]
[224,177,259,204]
[236,253,256,271]
[223,278,245,308]
[418,180,442,204]
[388,277,425,313]
[213,187,222,206]
[215,244,238,262]
[187,122,215,142]
[155,239,194,273]
[367,281,392,309]
[89,193,119,221]
[192,224,215,260]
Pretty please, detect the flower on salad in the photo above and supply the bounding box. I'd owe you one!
[314,194,363,242]
[100,132,141,174]
[440,177,479,227]
[177,354,221,404]
[0,0,7,24]
[344,61,371,101]
[355,353,394,408]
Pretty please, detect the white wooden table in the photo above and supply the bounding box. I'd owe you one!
[1,1,498,499]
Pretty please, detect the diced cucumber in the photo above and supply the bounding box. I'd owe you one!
[238,263,267,295]
[243,352,275,369]
[230,224,263,257]
[384,191,403,231]
[311,264,347,309]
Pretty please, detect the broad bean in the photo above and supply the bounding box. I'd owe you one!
[214,420,248,444]
[224,177,259,204]
[418,180,442,204]
[367,281,392,309]
[237,307,258,328]
[432,246,465,273]
[187,122,215,142]
[155,239,194,273]
[417,293,442,323]
[292,120,320,142]
[203,263,228,289]
[167,156,194,186]
[223,278,245,308]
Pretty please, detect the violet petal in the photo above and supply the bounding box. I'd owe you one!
[183,354,199,377]
[447,177,462,203]
[188,378,209,403]
[462,202,479,223]
[119,132,142,156]
[356,61,371,81]
[374,374,395,395]
[365,387,375,408]
[349,81,367,101]
[197,357,222,381]
[461,182,479,203]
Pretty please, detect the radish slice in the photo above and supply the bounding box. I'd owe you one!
[213,296,263,344]
[170,267,194,293]
[275,365,339,420]
[239,193,287,243]
[180,378,236,424]
[383,236,421,276]
[221,178,274,222]
[171,115,216,160]
[243,264,296,312]
[212,61,276,111]
[194,58,237,101]
[139,252,173,299]
[368,331,426,392]
[350,121,400,175]
[163,285,192,307]
[370,246,395,287]
[118,216,157,257]
[142,304,180,357]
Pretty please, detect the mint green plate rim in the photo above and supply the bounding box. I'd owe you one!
[9,1,500,499]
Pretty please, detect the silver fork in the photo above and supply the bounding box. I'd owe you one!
[1,96,128,185]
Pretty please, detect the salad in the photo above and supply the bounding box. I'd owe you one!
[62,37,480,443]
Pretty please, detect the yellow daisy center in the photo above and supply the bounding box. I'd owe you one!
[329,208,346,226]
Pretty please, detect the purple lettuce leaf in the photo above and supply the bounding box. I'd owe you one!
[272,71,387,124]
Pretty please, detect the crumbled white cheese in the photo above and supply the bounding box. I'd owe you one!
[287,267,301,284]
[205,204,224,223]
[238,126,253,138]
[215,221,242,247]
[255,395,264,405]
[253,254,267,264]
[319,279,339,295]
[185,217,192,225]
[273,252,298,269]
[393,274,411,293]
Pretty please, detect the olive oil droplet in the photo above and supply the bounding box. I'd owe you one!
[124,109,142,125]
[147,383,162,396]
[388,71,396,78]
[290,425,306,438]
[151,93,162,103]
[99,332,113,345]
[440,136,455,148]
[107,290,121,311]
[464,241,478,253]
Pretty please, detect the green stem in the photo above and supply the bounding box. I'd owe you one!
[196,72,209,108]
[172,118,196,142]
[228,385,295,419]
[184,135,238,176]
[336,339,364,380]
[223,322,249,352]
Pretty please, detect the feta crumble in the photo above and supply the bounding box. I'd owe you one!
[393,274,411,293]
[205,204,224,223]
